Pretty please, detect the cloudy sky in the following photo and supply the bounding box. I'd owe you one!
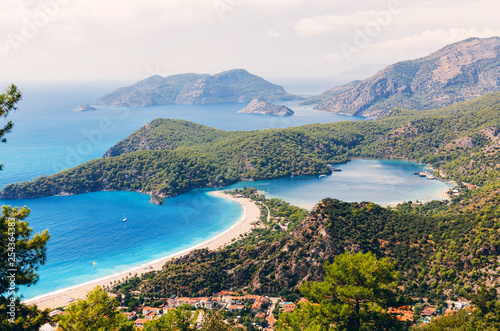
[1,0,500,85]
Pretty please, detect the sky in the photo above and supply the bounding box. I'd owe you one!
[1,0,500,86]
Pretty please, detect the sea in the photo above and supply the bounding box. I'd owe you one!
[0,82,451,299]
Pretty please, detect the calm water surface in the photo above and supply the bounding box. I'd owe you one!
[0,83,448,299]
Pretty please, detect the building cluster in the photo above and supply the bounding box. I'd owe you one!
[125,289,473,329]
[387,306,414,322]
[48,289,473,330]
[125,291,280,329]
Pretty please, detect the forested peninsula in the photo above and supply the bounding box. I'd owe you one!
[2,92,500,201]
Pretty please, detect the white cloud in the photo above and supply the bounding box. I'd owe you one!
[1,0,500,81]
[330,27,500,70]
[267,29,281,38]
[292,13,369,38]
[291,4,404,38]
[366,28,500,59]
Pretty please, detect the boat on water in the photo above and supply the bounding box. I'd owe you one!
[326,164,342,172]
[413,171,437,180]
[123,213,127,222]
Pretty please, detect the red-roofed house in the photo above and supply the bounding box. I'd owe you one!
[144,311,155,320]
[245,295,264,302]
[123,311,136,320]
[228,305,245,312]
[282,302,296,313]
[251,300,262,312]
[134,318,150,329]
[297,298,309,305]
[255,312,265,319]
[421,307,436,317]
[142,306,162,317]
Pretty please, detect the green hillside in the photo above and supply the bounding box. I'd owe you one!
[3,92,500,201]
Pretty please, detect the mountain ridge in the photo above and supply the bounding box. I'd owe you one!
[94,69,303,107]
[2,92,500,201]
[311,37,500,118]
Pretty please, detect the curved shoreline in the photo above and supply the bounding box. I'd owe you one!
[23,191,260,310]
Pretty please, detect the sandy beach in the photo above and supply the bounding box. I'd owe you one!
[23,191,260,310]
[382,184,452,208]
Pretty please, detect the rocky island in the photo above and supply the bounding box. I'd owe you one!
[237,98,294,117]
[3,91,500,203]
[72,104,96,112]
[94,69,302,107]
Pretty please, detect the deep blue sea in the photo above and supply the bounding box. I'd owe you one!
[0,83,450,299]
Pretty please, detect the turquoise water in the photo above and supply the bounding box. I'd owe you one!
[7,190,242,299]
[228,159,452,209]
[0,83,365,189]
[0,83,449,300]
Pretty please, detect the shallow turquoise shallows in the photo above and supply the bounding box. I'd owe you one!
[4,190,243,300]
[0,83,449,300]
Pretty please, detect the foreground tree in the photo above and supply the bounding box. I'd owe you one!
[0,85,52,330]
[0,84,22,170]
[143,305,198,331]
[277,251,410,331]
[201,309,230,331]
[57,286,134,331]
[0,206,50,295]
[200,309,245,330]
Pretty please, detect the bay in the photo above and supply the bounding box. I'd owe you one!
[0,83,450,300]
[6,190,242,300]
[0,82,364,189]
[227,159,452,210]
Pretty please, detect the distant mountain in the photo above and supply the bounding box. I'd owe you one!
[237,98,294,117]
[5,91,500,201]
[94,69,303,107]
[299,80,361,106]
[313,37,500,117]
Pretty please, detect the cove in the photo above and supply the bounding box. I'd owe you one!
[4,159,451,300]
[227,159,451,210]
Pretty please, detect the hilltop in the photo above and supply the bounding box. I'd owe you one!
[309,37,500,117]
[94,69,302,107]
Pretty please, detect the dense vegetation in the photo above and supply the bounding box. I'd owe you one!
[277,251,410,331]
[3,92,500,200]
[5,87,500,329]
[0,85,52,330]
[110,181,500,309]
[57,287,134,331]
[417,286,500,330]
[114,187,310,298]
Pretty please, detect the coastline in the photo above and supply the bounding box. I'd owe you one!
[23,190,260,310]
[382,183,452,208]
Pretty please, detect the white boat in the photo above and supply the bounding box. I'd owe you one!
[123,212,127,222]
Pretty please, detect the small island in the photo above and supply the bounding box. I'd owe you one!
[237,98,294,117]
[73,104,97,112]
